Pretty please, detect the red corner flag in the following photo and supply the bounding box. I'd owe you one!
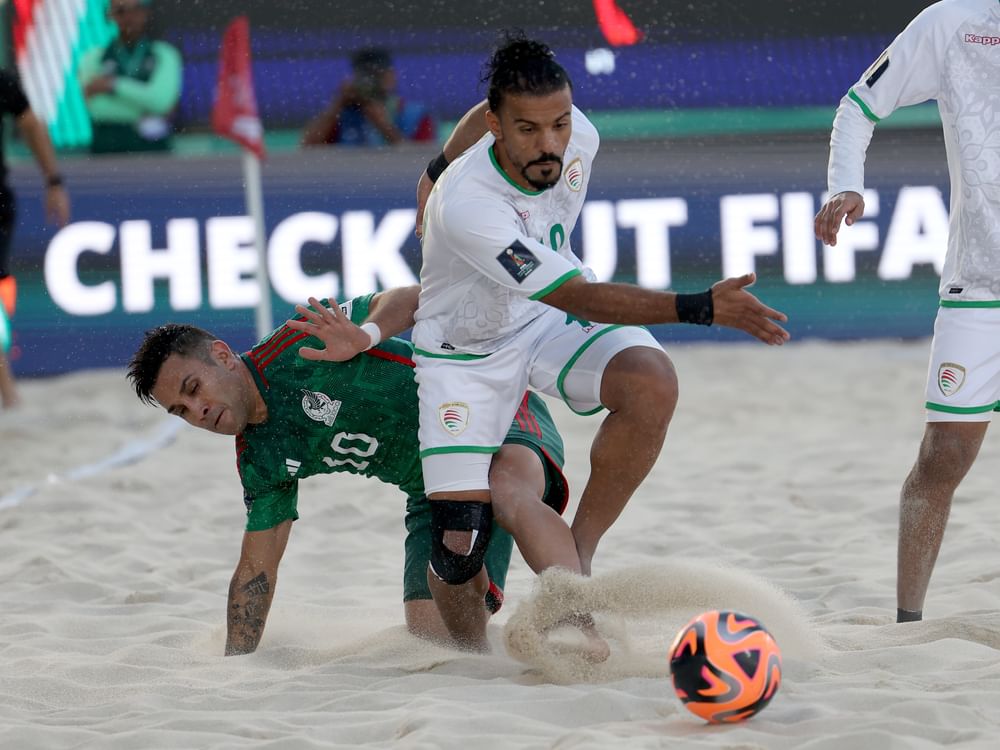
[212,16,265,159]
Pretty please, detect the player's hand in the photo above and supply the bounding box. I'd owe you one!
[44,185,70,227]
[414,170,433,239]
[83,75,115,98]
[710,273,790,346]
[814,191,865,247]
[286,297,372,362]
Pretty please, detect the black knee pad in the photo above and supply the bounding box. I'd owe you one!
[429,500,493,585]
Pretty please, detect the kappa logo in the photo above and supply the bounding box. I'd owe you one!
[439,402,470,436]
[965,33,1000,46]
[301,389,342,426]
[938,363,966,397]
[564,157,584,191]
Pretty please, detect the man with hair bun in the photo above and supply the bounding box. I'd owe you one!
[412,32,790,647]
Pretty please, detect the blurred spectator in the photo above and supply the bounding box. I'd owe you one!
[301,48,436,147]
[0,69,71,409]
[78,0,182,154]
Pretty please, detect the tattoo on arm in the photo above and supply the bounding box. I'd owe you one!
[225,572,273,656]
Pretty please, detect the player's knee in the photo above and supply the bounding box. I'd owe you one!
[603,348,678,421]
[912,424,984,488]
[429,500,493,585]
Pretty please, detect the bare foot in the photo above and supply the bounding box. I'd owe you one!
[545,612,611,663]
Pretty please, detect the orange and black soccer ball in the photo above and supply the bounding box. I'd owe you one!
[668,610,782,723]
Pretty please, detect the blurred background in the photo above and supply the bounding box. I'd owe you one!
[2,0,943,377]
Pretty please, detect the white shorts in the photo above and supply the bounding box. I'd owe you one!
[925,306,1000,423]
[415,306,663,493]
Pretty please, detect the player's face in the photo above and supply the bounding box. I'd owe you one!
[151,344,255,436]
[489,86,573,192]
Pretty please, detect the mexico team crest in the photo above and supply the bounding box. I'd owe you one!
[301,389,342,426]
[564,157,584,191]
[937,363,966,397]
[439,402,470,436]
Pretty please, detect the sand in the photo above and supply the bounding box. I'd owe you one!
[2,339,999,749]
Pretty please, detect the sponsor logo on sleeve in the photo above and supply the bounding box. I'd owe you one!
[301,389,342,426]
[938,363,966,397]
[863,50,890,87]
[439,402,470,436]
[497,240,540,283]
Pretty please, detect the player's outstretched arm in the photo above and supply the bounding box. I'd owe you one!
[540,273,789,345]
[225,521,291,656]
[287,297,375,362]
[365,285,420,339]
[814,191,865,247]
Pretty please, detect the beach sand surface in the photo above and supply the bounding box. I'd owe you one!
[2,339,999,749]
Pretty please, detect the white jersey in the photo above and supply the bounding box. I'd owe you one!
[827,0,1000,303]
[414,106,599,356]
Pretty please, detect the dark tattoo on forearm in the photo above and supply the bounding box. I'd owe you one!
[225,572,272,656]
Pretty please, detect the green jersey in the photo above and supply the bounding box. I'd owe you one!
[237,294,424,531]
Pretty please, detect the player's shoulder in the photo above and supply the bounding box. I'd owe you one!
[906,0,991,35]
[571,105,600,153]
[152,39,182,60]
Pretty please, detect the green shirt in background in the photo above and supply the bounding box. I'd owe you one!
[78,36,182,153]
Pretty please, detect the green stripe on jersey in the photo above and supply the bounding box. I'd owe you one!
[413,348,491,360]
[489,146,544,196]
[940,299,1000,308]
[848,88,880,123]
[530,269,583,300]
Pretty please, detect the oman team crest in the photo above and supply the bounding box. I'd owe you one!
[439,402,470,436]
[564,157,584,191]
[937,363,966,397]
[301,389,342,426]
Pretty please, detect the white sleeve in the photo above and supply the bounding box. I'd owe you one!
[827,97,876,196]
[440,197,582,298]
[827,2,949,195]
[847,4,946,121]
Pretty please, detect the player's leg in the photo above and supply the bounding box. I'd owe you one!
[898,307,999,621]
[0,305,18,409]
[402,493,514,644]
[491,393,576,573]
[531,320,676,574]
[415,349,527,649]
[897,421,987,619]
[0,192,19,410]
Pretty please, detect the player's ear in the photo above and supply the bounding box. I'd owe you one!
[210,340,234,368]
[486,109,502,141]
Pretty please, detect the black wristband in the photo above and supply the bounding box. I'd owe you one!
[426,152,450,183]
[675,290,714,326]
[46,174,64,188]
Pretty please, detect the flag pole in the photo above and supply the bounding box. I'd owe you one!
[242,150,272,337]
[212,15,270,340]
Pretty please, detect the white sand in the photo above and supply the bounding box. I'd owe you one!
[2,339,999,749]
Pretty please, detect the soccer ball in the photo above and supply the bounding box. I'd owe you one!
[668,610,782,723]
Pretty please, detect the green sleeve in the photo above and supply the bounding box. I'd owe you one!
[344,293,376,325]
[111,42,182,115]
[77,47,103,88]
[242,463,300,532]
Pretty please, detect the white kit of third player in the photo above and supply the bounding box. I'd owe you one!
[829,0,1000,303]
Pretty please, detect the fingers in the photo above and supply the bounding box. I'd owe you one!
[298,346,323,360]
